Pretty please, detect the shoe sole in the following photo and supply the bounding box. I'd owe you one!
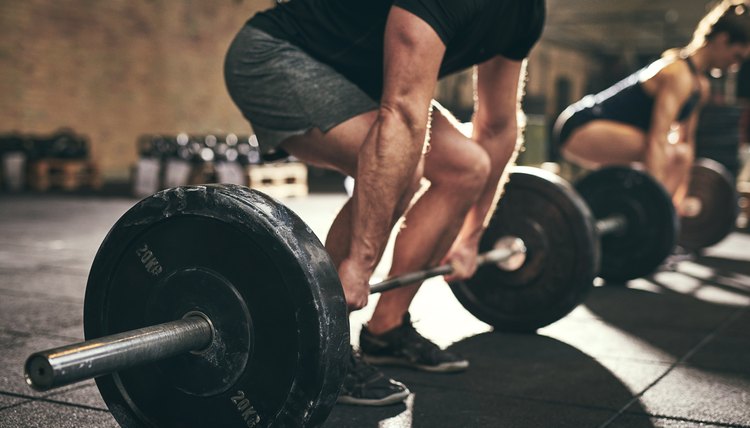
[362,355,469,373]
[337,388,410,406]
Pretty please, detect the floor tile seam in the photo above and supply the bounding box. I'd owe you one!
[0,288,83,304]
[0,386,108,412]
[0,241,92,251]
[672,360,750,377]
[0,265,90,276]
[620,408,750,428]
[591,353,750,375]
[470,353,673,367]
[0,392,30,412]
[563,313,743,335]
[597,306,748,428]
[0,326,82,342]
[590,354,676,366]
[396,380,625,413]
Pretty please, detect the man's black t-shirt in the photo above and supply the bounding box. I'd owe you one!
[249,0,545,99]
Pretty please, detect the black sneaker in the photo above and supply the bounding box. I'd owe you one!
[660,245,696,272]
[337,350,410,406]
[360,313,469,373]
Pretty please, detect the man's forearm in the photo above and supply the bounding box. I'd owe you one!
[455,127,520,246]
[348,108,427,269]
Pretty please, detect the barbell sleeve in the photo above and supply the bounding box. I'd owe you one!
[369,240,526,295]
[24,315,213,391]
[595,214,628,236]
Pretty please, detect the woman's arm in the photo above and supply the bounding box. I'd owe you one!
[644,61,695,186]
[672,76,709,207]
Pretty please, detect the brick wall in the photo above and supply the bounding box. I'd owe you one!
[0,1,608,181]
[0,0,273,180]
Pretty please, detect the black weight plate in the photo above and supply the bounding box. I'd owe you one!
[84,185,349,428]
[144,268,254,398]
[450,167,598,333]
[678,158,739,250]
[576,167,678,283]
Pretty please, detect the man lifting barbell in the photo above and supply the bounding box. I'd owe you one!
[554,0,750,214]
[224,0,545,405]
[21,164,685,427]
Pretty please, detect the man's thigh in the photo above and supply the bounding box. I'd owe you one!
[279,110,378,177]
[225,26,378,169]
[424,104,486,182]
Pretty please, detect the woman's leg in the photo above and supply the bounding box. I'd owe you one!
[561,120,647,169]
[562,120,695,211]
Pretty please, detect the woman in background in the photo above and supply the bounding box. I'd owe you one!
[555,0,750,211]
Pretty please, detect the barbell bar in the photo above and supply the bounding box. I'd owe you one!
[677,158,739,251]
[370,237,527,294]
[26,314,214,391]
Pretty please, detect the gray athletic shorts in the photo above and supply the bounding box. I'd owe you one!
[224,25,379,154]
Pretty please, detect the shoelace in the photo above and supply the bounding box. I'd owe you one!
[400,322,441,352]
[349,351,380,380]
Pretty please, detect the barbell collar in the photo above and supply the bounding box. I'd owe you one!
[24,314,213,391]
[369,237,526,295]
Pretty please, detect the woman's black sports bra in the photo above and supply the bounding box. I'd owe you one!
[554,57,702,145]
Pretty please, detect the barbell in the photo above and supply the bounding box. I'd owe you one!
[26,244,523,390]
[450,166,678,330]
[677,158,739,251]
[574,166,679,283]
[22,166,677,427]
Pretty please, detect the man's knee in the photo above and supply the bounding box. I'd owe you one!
[432,142,491,192]
[467,148,492,187]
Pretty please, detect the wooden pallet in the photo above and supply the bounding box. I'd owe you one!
[28,159,102,192]
[738,182,750,230]
[188,162,217,186]
[247,162,308,199]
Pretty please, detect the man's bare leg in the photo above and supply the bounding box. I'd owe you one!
[366,109,491,334]
[279,110,423,276]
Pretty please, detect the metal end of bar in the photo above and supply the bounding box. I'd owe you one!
[23,315,213,392]
[485,236,527,271]
[24,355,55,391]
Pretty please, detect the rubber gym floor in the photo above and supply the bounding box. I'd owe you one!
[0,192,748,428]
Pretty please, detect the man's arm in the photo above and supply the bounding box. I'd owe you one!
[339,6,446,310]
[442,55,524,282]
